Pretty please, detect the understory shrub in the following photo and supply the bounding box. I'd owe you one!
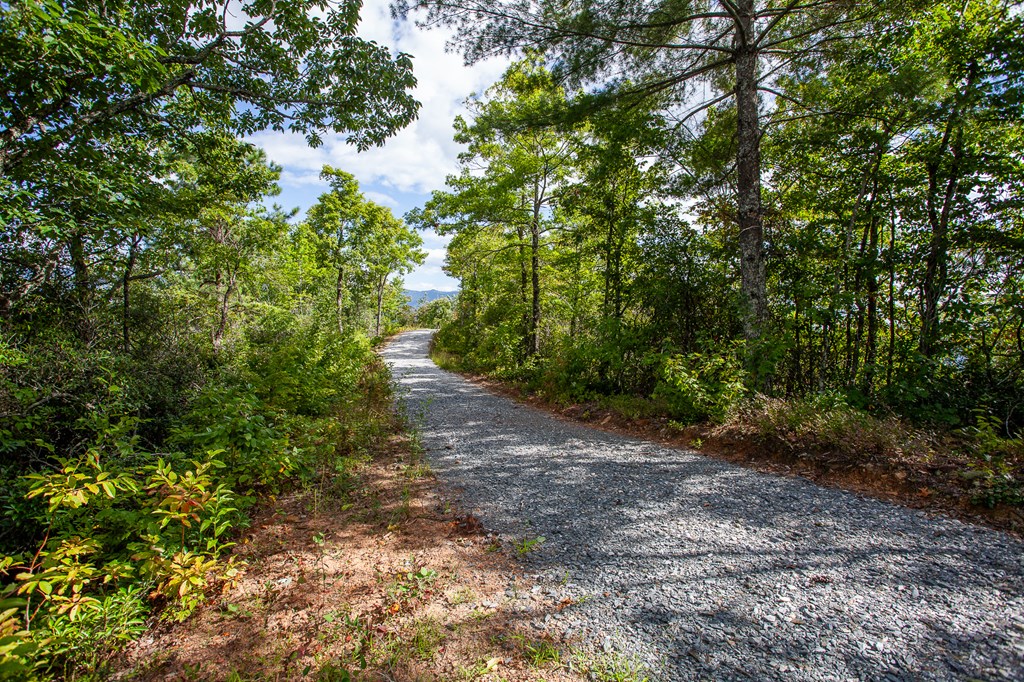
[0,320,387,679]
[654,346,748,423]
[960,413,1024,506]
[739,393,931,460]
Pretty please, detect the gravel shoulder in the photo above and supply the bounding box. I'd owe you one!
[383,329,1024,682]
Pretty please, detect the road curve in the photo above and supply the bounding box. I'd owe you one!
[382,329,1024,682]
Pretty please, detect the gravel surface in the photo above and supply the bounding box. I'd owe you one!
[382,330,1024,681]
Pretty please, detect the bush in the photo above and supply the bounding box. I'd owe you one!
[0,306,389,678]
[654,346,747,423]
[960,413,1024,507]
[242,313,372,417]
[739,393,929,460]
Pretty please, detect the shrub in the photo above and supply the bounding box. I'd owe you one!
[415,297,454,328]
[960,413,1024,506]
[171,384,294,496]
[739,393,929,461]
[654,346,747,423]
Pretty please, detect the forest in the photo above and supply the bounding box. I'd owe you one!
[0,0,1022,678]
[410,0,1024,505]
[0,0,424,677]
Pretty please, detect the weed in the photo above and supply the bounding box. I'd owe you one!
[511,633,561,667]
[404,461,433,479]
[448,586,476,605]
[961,413,1024,506]
[469,608,494,622]
[394,484,413,522]
[315,660,355,681]
[219,602,254,620]
[409,617,446,660]
[383,566,437,609]
[515,536,546,556]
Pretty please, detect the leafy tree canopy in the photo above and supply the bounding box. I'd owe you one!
[0,0,420,179]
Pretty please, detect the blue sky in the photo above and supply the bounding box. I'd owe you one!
[247,1,511,291]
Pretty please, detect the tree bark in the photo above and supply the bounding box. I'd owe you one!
[529,181,542,356]
[213,265,237,351]
[516,196,530,355]
[122,233,140,353]
[68,230,94,344]
[921,148,959,357]
[920,65,973,357]
[733,2,767,343]
[336,225,346,336]
[375,273,388,337]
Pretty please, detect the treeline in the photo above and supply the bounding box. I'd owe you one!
[0,0,421,677]
[411,0,1023,434]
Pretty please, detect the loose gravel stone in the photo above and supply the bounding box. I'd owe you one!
[383,330,1024,682]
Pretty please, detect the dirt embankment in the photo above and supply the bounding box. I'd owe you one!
[465,374,1024,539]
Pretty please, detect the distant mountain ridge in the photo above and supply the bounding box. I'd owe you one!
[403,289,456,308]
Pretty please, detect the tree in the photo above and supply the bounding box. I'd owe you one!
[166,132,285,351]
[357,204,425,336]
[1,0,421,323]
[409,58,574,356]
[0,0,419,178]
[306,167,364,335]
[305,166,424,337]
[400,0,875,341]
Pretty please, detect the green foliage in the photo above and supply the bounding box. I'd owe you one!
[0,0,420,677]
[514,536,546,556]
[414,297,455,328]
[426,1,1024,460]
[304,165,425,337]
[510,633,561,667]
[961,414,1024,506]
[172,385,293,495]
[654,348,748,424]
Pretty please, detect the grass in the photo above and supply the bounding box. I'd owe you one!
[510,634,561,667]
[408,617,446,660]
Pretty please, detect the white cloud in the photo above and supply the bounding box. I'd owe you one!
[249,0,504,290]
[364,191,399,208]
[250,0,510,197]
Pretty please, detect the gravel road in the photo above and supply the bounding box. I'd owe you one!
[382,329,1024,681]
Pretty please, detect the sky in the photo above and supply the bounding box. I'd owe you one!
[247,1,511,292]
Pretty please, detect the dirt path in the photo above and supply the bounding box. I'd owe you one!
[383,329,1024,682]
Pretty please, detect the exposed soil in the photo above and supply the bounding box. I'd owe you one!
[462,374,1024,539]
[115,431,587,682]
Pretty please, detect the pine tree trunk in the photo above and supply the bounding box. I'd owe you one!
[733,6,767,343]
[68,231,94,344]
[336,226,346,336]
[122,233,140,353]
[530,183,542,356]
